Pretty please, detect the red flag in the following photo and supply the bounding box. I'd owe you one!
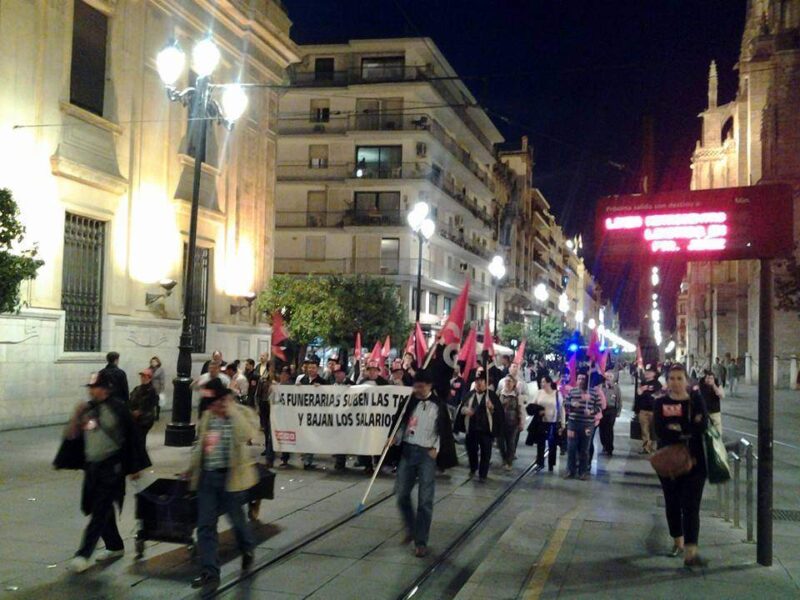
[459,327,479,378]
[381,336,391,358]
[368,340,382,364]
[568,353,577,386]
[598,349,609,374]
[513,340,527,366]
[404,330,415,356]
[271,311,290,362]
[482,318,495,364]
[635,344,644,370]
[414,322,428,363]
[437,279,470,347]
[354,331,362,360]
[587,330,599,362]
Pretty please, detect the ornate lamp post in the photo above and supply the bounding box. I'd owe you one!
[407,202,435,324]
[534,282,548,336]
[488,255,506,336]
[157,37,249,446]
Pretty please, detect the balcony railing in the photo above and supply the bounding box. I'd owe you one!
[276,161,494,228]
[279,112,494,192]
[273,257,491,295]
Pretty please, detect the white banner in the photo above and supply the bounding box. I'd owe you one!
[270,384,411,455]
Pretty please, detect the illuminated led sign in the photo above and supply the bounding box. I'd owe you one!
[595,184,794,263]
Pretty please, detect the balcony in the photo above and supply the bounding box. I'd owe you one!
[276,161,494,228]
[437,222,493,260]
[273,257,491,295]
[278,112,495,193]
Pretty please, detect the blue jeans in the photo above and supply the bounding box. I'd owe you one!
[395,443,437,548]
[197,470,254,577]
[567,421,594,476]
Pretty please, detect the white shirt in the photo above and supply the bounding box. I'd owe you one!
[534,389,565,427]
[498,375,529,405]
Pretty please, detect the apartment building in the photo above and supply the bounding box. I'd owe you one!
[273,38,505,331]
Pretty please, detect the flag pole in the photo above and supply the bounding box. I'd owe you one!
[356,396,412,514]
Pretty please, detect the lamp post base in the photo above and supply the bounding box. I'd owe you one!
[165,423,196,447]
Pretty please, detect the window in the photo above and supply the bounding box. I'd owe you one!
[306,236,326,260]
[62,213,105,351]
[314,57,335,82]
[469,303,477,322]
[355,145,402,178]
[354,191,401,224]
[361,56,405,81]
[443,296,452,315]
[380,237,400,274]
[308,144,329,168]
[429,293,439,315]
[310,99,330,123]
[70,0,108,116]
[307,191,327,227]
[355,97,404,130]
[411,288,418,311]
[479,306,485,321]
[182,244,210,354]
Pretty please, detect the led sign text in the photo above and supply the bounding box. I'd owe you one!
[604,211,728,253]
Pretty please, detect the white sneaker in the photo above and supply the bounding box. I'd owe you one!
[95,549,124,562]
[68,556,91,573]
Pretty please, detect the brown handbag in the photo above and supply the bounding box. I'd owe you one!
[650,443,695,479]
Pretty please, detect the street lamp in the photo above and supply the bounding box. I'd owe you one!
[534,282,548,335]
[488,255,506,336]
[156,37,249,447]
[408,202,435,324]
[575,309,584,329]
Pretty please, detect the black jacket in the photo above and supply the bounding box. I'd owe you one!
[454,389,503,436]
[99,363,130,402]
[389,392,458,470]
[128,383,158,430]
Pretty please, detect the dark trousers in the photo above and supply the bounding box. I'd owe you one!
[465,429,493,478]
[259,402,274,464]
[599,409,617,454]
[499,423,520,465]
[567,421,594,476]
[536,423,559,469]
[659,465,706,544]
[197,470,254,578]
[77,461,125,558]
[395,444,437,548]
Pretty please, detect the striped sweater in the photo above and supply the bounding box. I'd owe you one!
[566,387,602,426]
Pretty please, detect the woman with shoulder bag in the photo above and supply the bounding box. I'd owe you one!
[653,364,708,567]
[530,376,564,471]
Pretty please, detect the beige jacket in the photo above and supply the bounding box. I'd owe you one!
[189,402,259,493]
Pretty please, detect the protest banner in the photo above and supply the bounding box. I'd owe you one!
[270,384,411,455]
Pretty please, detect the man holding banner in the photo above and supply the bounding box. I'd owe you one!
[390,370,457,557]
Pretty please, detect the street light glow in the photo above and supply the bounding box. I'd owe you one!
[156,41,185,85]
[221,84,249,122]
[665,340,676,353]
[558,292,569,314]
[587,318,596,330]
[534,282,548,303]
[420,218,435,240]
[651,272,660,286]
[488,255,506,280]
[192,37,221,77]
[407,202,430,231]
[575,310,584,324]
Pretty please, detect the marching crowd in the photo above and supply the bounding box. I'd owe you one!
[54,345,730,591]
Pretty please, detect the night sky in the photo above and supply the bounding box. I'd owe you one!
[283,0,748,327]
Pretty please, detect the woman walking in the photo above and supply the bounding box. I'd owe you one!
[654,364,708,567]
[529,376,564,471]
[149,356,165,421]
[498,376,524,470]
[697,370,724,436]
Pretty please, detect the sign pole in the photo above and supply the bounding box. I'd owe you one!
[757,258,773,566]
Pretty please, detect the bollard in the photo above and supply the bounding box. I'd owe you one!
[723,478,731,522]
[742,438,755,543]
[716,483,724,518]
[730,451,741,529]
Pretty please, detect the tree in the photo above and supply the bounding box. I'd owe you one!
[0,188,43,313]
[500,316,569,358]
[327,274,409,349]
[257,273,409,353]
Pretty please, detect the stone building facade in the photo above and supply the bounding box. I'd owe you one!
[682,0,800,386]
[0,0,298,429]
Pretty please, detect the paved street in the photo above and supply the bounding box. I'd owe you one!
[0,382,798,599]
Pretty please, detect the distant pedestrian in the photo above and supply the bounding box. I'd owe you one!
[226,361,249,404]
[391,370,457,558]
[64,372,150,573]
[654,364,708,567]
[725,358,738,397]
[201,350,223,375]
[332,364,356,471]
[498,376,524,470]
[712,357,725,388]
[193,361,230,419]
[634,365,662,454]
[697,370,724,436]
[149,356,165,421]
[296,356,327,470]
[128,368,159,446]
[455,370,497,481]
[564,371,602,480]
[599,372,622,456]
[99,351,129,402]
[188,379,259,592]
